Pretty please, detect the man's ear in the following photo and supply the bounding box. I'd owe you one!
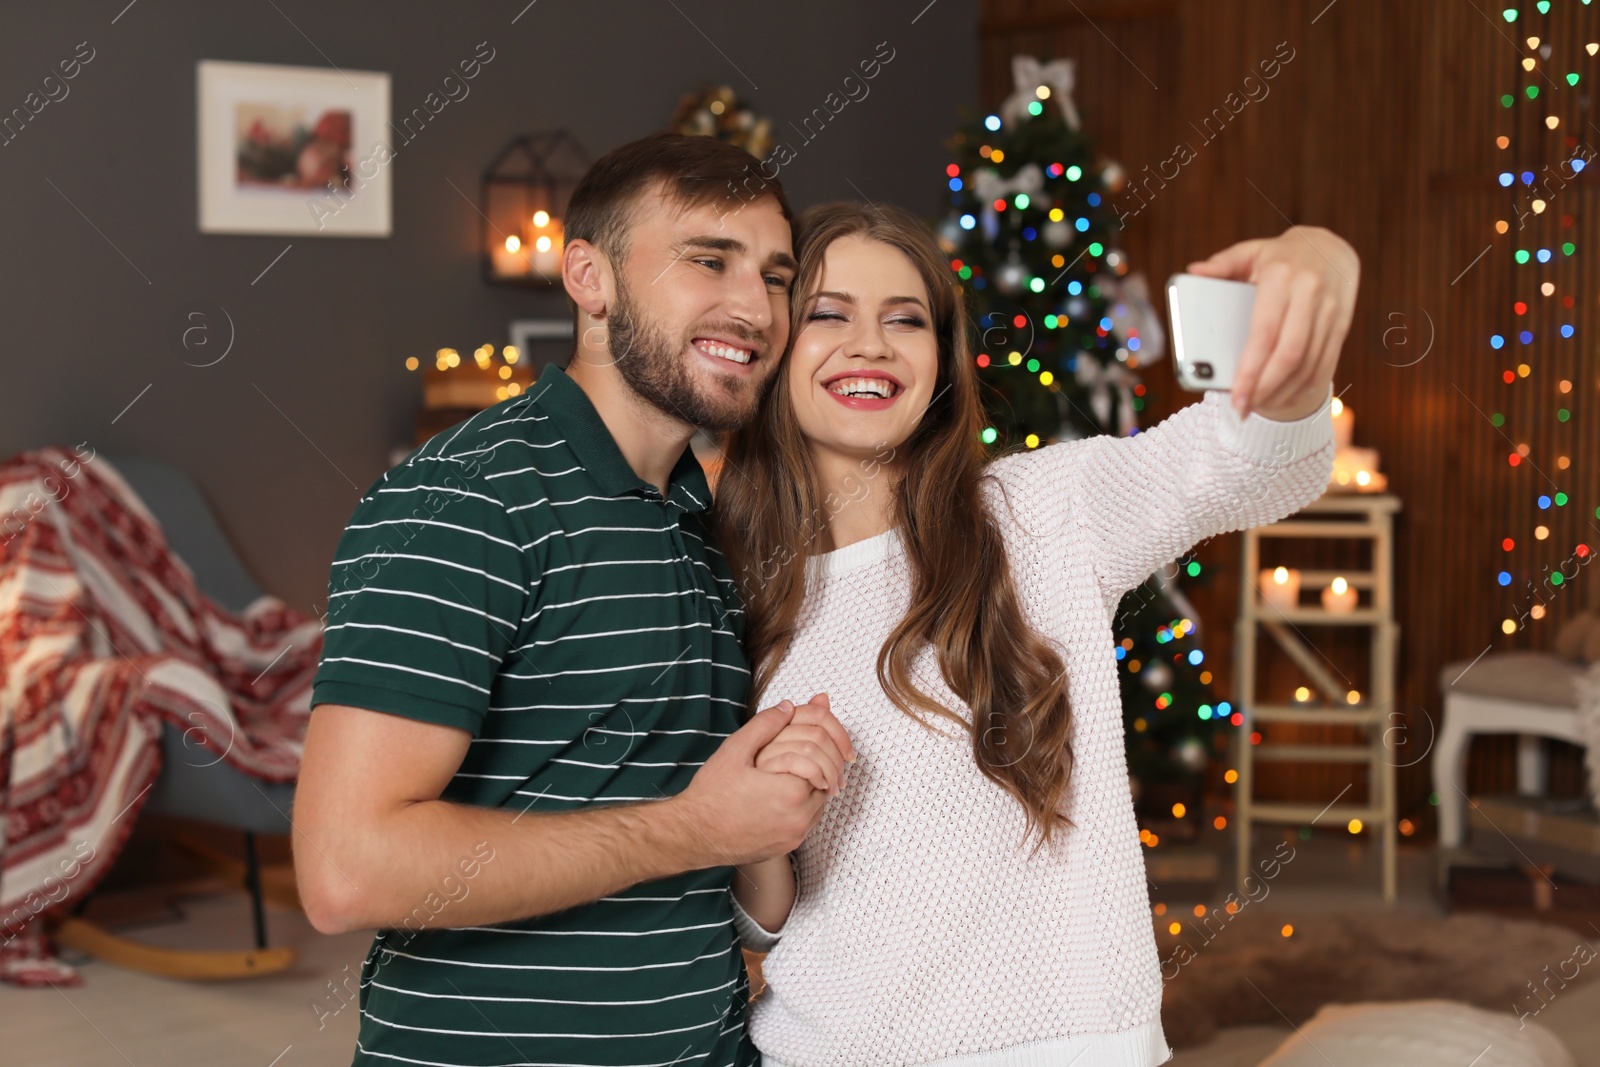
[562,238,610,320]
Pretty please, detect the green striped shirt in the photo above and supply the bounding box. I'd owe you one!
[311,363,758,1067]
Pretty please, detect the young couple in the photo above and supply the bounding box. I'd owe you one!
[294,131,1356,1067]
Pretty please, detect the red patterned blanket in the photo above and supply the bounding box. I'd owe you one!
[0,445,322,985]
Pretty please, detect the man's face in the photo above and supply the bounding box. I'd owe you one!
[602,189,795,433]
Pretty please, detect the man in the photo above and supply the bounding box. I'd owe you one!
[294,132,852,1067]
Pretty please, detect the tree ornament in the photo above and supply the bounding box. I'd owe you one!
[1075,353,1139,436]
[972,164,1044,239]
[1174,737,1208,774]
[996,254,1028,295]
[1100,160,1127,193]
[1141,659,1173,692]
[998,56,1082,131]
[1102,271,1167,365]
[1043,219,1075,248]
[937,215,963,254]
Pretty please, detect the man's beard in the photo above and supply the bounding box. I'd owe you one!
[606,274,765,433]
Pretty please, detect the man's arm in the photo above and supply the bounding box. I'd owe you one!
[293,700,825,935]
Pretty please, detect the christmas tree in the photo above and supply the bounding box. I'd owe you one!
[935,56,1231,807]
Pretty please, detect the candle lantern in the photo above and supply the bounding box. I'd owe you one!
[1259,566,1301,612]
[481,131,589,286]
[1322,575,1359,614]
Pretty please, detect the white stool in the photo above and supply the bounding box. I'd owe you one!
[1434,651,1587,848]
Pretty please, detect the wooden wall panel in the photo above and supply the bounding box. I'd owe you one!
[979,0,1600,831]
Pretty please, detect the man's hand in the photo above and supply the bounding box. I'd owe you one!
[753,693,855,794]
[671,695,851,865]
[1186,224,1360,421]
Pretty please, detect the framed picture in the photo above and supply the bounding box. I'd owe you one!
[197,60,391,237]
[509,319,576,383]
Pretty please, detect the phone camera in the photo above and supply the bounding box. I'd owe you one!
[1193,363,1214,380]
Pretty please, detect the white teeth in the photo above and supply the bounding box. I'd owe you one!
[698,340,752,365]
[828,377,896,399]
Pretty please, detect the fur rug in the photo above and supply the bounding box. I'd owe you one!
[1160,909,1600,1048]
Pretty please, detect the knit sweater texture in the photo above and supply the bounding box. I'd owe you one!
[734,388,1336,1067]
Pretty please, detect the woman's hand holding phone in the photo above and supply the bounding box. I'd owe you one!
[1184,224,1360,421]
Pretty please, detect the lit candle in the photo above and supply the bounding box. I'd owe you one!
[1259,566,1300,612]
[529,215,565,278]
[1330,396,1353,448]
[1321,575,1357,614]
[491,233,529,277]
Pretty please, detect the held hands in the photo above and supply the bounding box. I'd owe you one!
[1185,224,1360,422]
[754,693,855,794]
[675,692,854,865]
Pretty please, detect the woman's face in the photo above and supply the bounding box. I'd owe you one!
[786,235,940,463]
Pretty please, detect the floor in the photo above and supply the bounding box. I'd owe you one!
[7,831,1600,1067]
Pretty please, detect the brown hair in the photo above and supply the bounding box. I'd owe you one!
[565,131,793,266]
[716,202,1076,850]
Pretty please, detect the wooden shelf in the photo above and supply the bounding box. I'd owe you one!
[1234,490,1402,902]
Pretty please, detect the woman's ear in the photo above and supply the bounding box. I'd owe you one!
[562,238,610,321]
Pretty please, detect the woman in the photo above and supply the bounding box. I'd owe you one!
[716,201,1354,1066]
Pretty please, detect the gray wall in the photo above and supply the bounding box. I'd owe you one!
[0,0,977,616]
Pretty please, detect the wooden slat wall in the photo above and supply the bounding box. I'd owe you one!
[979,0,1600,831]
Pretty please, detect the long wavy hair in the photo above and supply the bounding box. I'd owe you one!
[716,202,1076,850]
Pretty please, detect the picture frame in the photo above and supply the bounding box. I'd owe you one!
[509,319,576,383]
[197,60,391,237]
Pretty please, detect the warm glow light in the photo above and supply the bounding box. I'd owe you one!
[1281,924,1294,938]
[404,356,419,371]
[1346,690,1361,704]
[1273,566,1289,585]
[532,210,551,228]
[535,235,553,253]
[1348,818,1363,833]
[503,346,520,363]
[1213,815,1227,830]
[1224,769,1239,784]
[1294,686,1311,701]
[1355,470,1372,487]
[1560,379,1573,393]
[1153,902,1167,915]
[1192,904,1206,917]
[1329,396,1344,417]
[499,366,513,380]
[1398,819,1415,836]
[1169,922,1182,935]
[504,235,521,253]
[1172,803,1186,818]
[1531,604,1547,620]
[1536,525,1550,540]
[1502,618,1518,634]
[1331,576,1349,595]
[1035,85,1051,99]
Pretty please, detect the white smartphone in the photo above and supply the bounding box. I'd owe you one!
[1165,273,1257,392]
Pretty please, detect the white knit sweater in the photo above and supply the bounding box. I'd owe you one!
[731,388,1336,1067]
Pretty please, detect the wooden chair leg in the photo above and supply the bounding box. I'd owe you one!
[52,917,295,980]
[243,831,267,950]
